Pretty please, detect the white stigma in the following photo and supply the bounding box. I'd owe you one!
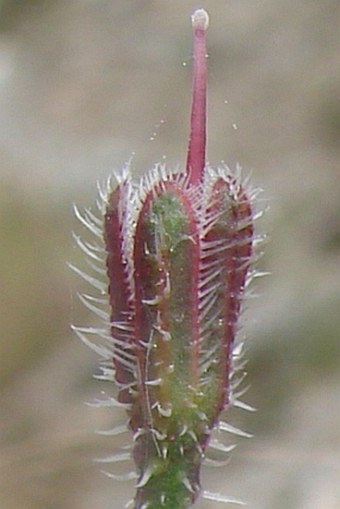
[191,9,209,31]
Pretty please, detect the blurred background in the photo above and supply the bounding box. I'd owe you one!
[0,1,339,508]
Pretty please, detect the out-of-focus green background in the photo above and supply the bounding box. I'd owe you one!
[0,1,339,508]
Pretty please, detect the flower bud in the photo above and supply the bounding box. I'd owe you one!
[74,9,260,509]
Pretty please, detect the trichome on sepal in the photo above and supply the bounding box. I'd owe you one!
[71,8,263,509]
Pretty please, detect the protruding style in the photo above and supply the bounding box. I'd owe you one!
[186,9,209,184]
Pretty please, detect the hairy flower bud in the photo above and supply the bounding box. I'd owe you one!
[72,9,262,509]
